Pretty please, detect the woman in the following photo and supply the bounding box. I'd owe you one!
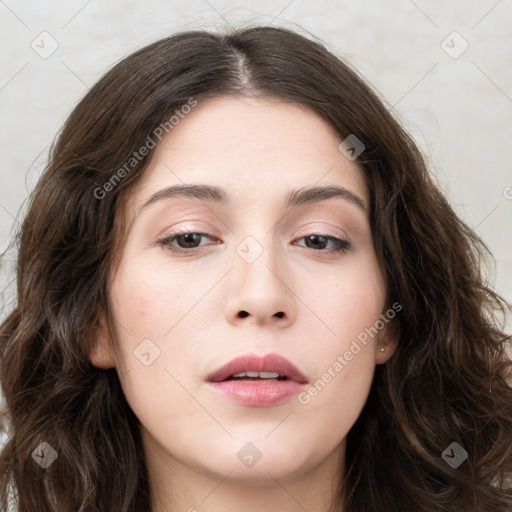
[1,25,511,512]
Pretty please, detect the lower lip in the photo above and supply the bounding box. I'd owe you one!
[207,379,305,407]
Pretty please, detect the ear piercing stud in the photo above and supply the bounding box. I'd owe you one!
[380,347,385,352]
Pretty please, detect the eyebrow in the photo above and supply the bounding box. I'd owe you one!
[141,183,366,211]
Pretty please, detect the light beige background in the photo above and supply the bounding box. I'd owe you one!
[0,0,511,332]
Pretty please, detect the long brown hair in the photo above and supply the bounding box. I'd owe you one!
[1,25,511,512]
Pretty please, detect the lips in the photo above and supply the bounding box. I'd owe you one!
[206,353,308,407]
[206,353,308,384]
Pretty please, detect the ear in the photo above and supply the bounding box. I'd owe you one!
[89,307,116,369]
[375,317,399,365]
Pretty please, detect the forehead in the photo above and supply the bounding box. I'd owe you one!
[126,95,368,212]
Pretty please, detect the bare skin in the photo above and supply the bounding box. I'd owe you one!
[90,95,397,512]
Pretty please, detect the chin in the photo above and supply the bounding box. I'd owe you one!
[194,438,318,480]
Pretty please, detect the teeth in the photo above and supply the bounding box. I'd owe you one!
[260,371,280,378]
[231,371,281,379]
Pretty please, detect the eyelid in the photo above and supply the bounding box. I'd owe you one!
[293,226,350,242]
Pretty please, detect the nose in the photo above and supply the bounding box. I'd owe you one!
[224,240,297,328]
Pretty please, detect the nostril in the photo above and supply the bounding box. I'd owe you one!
[236,311,285,319]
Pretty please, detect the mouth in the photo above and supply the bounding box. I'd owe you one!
[224,371,289,381]
[206,352,308,407]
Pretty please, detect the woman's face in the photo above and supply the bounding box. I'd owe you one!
[91,96,396,487]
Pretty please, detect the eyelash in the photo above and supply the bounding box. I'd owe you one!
[156,230,351,255]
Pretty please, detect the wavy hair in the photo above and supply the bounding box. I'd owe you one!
[1,25,511,512]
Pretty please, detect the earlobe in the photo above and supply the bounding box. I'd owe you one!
[376,320,399,364]
[89,307,116,369]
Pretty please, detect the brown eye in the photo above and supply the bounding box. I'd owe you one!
[304,235,329,250]
[174,233,204,248]
[157,231,217,253]
[295,234,351,253]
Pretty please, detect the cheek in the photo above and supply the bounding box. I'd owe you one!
[107,254,216,418]
[303,253,386,345]
[294,254,384,419]
[109,255,206,342]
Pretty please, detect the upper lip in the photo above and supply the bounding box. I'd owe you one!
[206,353,308,384]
